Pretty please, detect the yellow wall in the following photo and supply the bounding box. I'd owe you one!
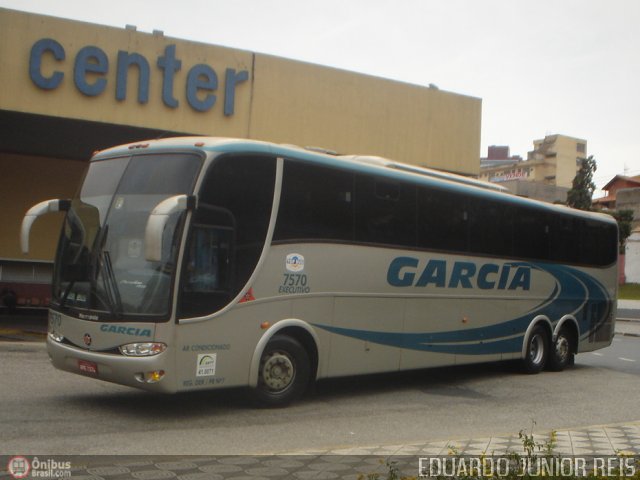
[0,8,481,175]
[249,55,481,173]
[0,8,482,263]
[0,153,86,260]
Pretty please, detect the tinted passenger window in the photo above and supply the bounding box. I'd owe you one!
[274,161,354,242]
[180,210,234,317]
[355,175,416,247]
[468,200,513,257]
[549,215,581,264]
[272,159,618,268]
[514,208,550,260]
[581,220,618,266]
[179,155,276,318]
[418,187,468,252]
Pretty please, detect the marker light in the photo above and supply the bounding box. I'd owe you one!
[135,370,166,383]
[119,342,167,357]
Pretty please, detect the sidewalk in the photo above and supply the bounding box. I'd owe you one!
[616,299,640,310]
[617,299,640,324]
[615,318,640,337]
[299,421,640,457]
[2,422,637,479]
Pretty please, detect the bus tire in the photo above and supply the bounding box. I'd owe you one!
[522,325,549,374]
[254,334,310,407]
[547,326,574,371]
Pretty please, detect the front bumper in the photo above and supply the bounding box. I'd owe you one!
[46,335,176,393]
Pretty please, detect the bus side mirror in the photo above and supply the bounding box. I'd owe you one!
[20,199,71,255]
[145,194,196,262]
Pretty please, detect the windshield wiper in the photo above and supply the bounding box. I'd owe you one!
[91,225,123,318]
[100,250,123,318]
[59,281,75,310]
[58,208,89,310]
[58,222,123,318]
[72,224,122,318]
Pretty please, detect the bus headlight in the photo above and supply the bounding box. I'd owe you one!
[49,332,64,343]
[119,342,167,356]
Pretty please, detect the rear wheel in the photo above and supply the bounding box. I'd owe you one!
[547,326,574,371]
[254,335,310,407]
[522,325,549,374]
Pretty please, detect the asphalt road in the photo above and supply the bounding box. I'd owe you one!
[579,334,640,375]
[1,334,639,456]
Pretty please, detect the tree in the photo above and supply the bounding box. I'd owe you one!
[612,209,634,254]
[566,155,597,210]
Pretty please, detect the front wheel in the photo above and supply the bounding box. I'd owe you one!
[522,325,549,374]
[254,335,310,407]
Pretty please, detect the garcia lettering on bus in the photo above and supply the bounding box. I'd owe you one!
[100,324,152,337]
[387,257,531,291]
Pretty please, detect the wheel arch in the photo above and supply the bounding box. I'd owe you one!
[520,315,553,359]
[248,319,319,388]
[554,315,580,354]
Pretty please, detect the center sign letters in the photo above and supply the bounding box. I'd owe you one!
[29,38,249,115]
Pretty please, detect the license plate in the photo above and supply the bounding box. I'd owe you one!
[78,360,98,376]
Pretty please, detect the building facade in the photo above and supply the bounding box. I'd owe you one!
[593,175,640,210]
[593,175,640,233]
[479,145,523,168]
[0,8,482,306]
[479,134,587,202]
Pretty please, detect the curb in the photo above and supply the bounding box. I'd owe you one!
[616,332,640,338]
[0,328,46,342]
[288,420,640,457]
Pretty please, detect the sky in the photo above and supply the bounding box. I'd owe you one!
[2,0,639,195]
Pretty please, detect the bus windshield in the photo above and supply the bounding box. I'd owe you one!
[52,153,202,321]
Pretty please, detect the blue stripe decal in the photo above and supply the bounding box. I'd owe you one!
[312,263,612,356]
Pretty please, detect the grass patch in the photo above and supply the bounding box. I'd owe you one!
[619,283,640,300]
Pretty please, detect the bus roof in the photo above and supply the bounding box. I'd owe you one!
[93,136,616,226]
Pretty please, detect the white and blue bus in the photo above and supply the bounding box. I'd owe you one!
[21,137,618,406]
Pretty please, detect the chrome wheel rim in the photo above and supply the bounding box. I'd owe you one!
[555,335,570,363]
[261,351,295,392]
[529,334,544,365]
